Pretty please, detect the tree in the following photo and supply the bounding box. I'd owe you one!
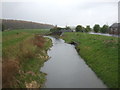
[93,24,100,33]
[50,28,55,32]
[100,25,109,33]
[2,24,5,31]
[85,25,91,32]
[65,26,71,30]
[50,26,62,32]
[75,25,83,32]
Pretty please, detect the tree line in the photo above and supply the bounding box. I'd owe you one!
[50,24,109,33]
[75,24,109,33]
[1,19,54,31]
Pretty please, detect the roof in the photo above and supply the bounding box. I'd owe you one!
[110,23,120,28]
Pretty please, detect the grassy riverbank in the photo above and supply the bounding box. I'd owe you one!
[2,29,52,88]
[62,32,118,88]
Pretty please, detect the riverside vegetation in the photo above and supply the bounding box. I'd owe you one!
[2,29,52,88]
[62,32,118,88]
[2,29,119,88]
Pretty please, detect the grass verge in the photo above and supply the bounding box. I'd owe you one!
[62,32,118,88]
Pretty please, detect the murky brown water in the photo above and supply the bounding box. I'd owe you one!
[41,36,107,88]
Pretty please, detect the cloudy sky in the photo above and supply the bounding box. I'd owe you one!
[1,0,119,27]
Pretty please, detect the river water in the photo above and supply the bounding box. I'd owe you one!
[41,36,107,88]
[89,32,119,37]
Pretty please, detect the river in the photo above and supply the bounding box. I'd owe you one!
[89,32,119,37]
[41,36,107,88]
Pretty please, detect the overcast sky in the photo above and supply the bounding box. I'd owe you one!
[1,0,119,27]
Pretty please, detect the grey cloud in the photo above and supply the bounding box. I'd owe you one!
[2,1,118,27]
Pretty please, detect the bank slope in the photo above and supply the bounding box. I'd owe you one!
[62,32,118,88]
[2,29,52,88]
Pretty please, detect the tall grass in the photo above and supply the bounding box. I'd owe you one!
[2,29,52,88]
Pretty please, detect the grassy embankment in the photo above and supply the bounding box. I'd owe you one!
[2,29,52,88]
[62,32,118,88]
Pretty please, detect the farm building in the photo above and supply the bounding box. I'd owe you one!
[109,23,120,35]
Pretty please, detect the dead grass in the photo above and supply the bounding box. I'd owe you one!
[25,81,40,88]
[2,36,35,88]
[2,34,49,88]
[2,59,19,88]
[103,40,118,44]
[34,35,45,48]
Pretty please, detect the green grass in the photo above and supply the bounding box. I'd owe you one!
[3,29,50,47]
[62,32,118,88]
[2,29,52,88]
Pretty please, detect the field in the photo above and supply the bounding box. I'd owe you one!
[2,29,52,88]
[62,32,118,88]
